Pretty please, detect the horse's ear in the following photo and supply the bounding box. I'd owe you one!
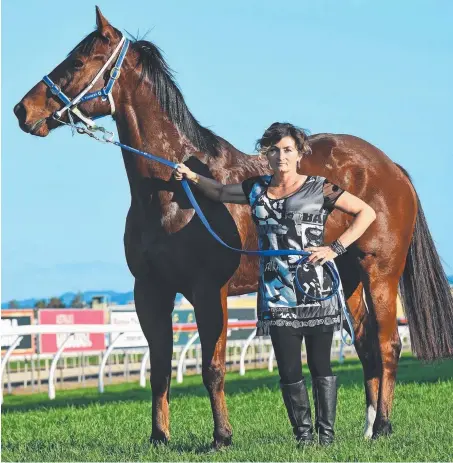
[95,6,115,42]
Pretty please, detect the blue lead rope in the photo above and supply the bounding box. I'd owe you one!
[110,139,338,287]
[67,127,355,344]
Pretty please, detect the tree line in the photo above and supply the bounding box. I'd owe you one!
[7,292,86,309]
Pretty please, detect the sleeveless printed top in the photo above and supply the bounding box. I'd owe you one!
[241,175,346,336]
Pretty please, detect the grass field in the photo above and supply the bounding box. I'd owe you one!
[2,355,453,461]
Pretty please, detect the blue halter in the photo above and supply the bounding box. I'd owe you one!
[42,36,130,127]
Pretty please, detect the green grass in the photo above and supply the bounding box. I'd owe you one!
[2,355,453,461]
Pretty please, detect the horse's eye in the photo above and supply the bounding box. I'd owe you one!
[72,59,84,69]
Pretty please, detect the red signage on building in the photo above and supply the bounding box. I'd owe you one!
[39,310,105,354]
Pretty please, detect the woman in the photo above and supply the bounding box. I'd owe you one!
[174,122,376,445]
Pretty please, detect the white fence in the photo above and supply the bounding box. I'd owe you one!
[1,322,411,403]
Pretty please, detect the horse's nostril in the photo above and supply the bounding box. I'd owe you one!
[14,102,26,122]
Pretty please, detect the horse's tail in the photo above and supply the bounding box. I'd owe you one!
[396,163,453,361]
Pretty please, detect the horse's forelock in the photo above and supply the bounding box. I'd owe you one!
[67,31,100,57]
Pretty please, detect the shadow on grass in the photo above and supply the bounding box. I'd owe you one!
[2,356,452,414]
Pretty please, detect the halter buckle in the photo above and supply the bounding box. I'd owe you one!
[50,84,62,96]
[110,66,121,80]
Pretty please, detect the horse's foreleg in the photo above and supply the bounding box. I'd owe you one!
[193,280,232,449]
[134,277,176,444]
[348,283,381,438]
[361,262,402,438]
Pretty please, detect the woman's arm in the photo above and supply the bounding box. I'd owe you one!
[173,163,248,204]
[306,192,376,265]
[328,192,377,248]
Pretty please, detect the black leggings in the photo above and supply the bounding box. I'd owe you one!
[270,325,333,384]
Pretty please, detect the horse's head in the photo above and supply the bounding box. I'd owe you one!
[14,7,126,137]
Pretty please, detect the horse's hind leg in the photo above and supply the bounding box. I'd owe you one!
[348,282,381,438]
[361,260,402,438]
[192,278,232,449]
[134,277,176,444]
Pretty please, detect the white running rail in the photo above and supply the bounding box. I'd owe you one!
[1,322,411,402]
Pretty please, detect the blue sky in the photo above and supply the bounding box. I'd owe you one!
[2,0,452,301]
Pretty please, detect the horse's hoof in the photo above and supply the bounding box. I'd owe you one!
[372,420,393,439]
[212,433,232,450]
[149,432,169,446]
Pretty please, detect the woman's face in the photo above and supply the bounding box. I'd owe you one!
[266,136,302,174]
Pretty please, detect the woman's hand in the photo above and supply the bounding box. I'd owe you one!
[174,163,197,182]
[305,246,338,266]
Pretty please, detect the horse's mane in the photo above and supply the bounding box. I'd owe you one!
[133,40,220,158]
[69,31,220,158]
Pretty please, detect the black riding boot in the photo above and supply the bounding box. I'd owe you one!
[312,376,337,445]
[280,378,314,444]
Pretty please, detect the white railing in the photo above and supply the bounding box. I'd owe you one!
[1,322,411,403]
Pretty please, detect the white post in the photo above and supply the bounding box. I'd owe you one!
[0,336,23,404]
[98,333,124,393]
[268,347,275,372]
[176,332,199,384]
[239,329,257,376]
[139,349,150,388]
[48,333,74,400]
[339,341,345,364]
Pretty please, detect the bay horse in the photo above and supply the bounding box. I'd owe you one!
[14,7,453,447]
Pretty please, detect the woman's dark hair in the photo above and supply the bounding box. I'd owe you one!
[255,122,311,156]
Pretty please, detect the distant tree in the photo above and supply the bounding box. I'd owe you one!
[70,292,85,308]
[47,297,66,308]
[34,299,47,309]
[8,300,20,309]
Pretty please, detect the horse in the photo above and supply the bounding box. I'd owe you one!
[14,7,453,447]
